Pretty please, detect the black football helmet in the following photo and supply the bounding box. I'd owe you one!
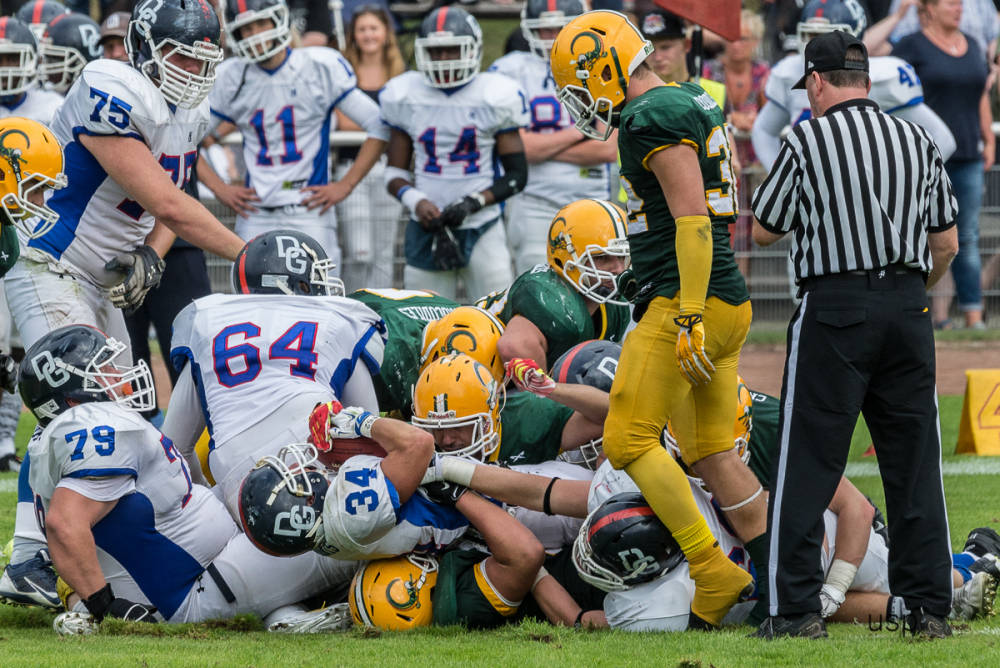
[238,444,330,556]
[15,0,69,42]
[224,0,291,63]
[18,324,156,425]
[520,0,587,60]
[126,0,224,108]
[552,340,620,470]
[232,229,344,296]
[572,492,684,592]
[39,12,102,94]
[414,6,482,88]
[0,17,39,99]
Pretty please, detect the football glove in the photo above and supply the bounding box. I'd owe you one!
[0,353,16,395]
[105,245,165,314]
[674,313,715,385]
[83,583,157,623]
[308,400,344,451]
[504,358,556,397]
[431,227,466,271]
[418,480,468,507]
[440,193,485,229]
[329,406,379,440]
[819,583,846,618]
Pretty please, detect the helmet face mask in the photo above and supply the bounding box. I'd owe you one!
[225,0,291,64]
[126,0,224,109]
[0,118,68,239]
[39,13,102,94]
[0,18,40,98]
[414,7,482,89]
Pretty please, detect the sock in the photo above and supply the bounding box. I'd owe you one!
[11,454,46,564]
[624,447,706,554]
[745,533,769,624]
[952,552,975,584]
[0,389,21,456]
[886,595,910,623]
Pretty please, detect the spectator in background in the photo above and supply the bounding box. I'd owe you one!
[335,5,406,291]
[288,0,332,46]
[97,11,129,61]
[703,9,770,277]
[869,0,998,57]
[892,0,993,328]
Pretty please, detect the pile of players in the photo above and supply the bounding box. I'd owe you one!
[0,0,997,637]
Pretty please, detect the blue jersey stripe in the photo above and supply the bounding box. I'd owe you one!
[171,346,218,452]
[91,492,205,620]
[308,105,335,186]
[397,493,467,532]
[66,468,138,478]
[329,324,379,398]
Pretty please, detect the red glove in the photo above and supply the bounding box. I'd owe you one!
[308,400,344,452]
[504,358,556,397]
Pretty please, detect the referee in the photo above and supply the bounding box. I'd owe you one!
[751,31,959,639]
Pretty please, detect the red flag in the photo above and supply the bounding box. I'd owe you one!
[652,0,741,41]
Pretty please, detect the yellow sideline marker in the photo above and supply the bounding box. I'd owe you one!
[956,370,1000,455]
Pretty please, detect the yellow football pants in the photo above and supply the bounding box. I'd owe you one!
[604,295,751,469]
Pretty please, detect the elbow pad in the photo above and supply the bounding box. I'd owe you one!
[488,151,528,203]
[674,215,713,315]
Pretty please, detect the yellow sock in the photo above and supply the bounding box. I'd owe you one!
[56,576,74,611]
[624,447,708,556]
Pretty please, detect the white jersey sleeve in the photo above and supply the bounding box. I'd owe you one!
[0,86,64,124]
[762,54,802,116]
[870,56,923,113]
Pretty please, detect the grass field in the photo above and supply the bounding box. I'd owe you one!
[1,398,998,666]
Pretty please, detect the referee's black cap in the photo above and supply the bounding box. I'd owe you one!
[793,30,869,89]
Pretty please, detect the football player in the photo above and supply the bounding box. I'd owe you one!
[14,325,358,634]
[488,0,618,273]
[200,0,389,269]
[477,198,631,371]
[751,0,956,170]
[162,230,385,518]
[347,288,460,417]
[14,0,69,42]
[0,16,65,123]
[381,5,528,301]
[412,353,608,466]
[550,10,766,628]
[3,0,245,591]
[38,12,102,94]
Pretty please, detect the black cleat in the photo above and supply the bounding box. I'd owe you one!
[964,527,1000,559]
[752,612,828,640]
[905,608,952,639]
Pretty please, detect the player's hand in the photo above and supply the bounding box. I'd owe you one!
[83,584,157,623]
[415,200,442,228]
[819,583,845,618]
[104,245,165,314]
[504,358,556,397]
[214,183,260,217]
[431,227,466,270]
[308,400,344,451]
[440,194,484,229]
[674,313,715,385]
[330,406,379,440]
[418,480,468,507]
[0,353,16,395]
[301,181,352,214]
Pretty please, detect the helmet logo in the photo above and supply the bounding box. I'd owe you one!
[433,392,448,413]
[275,235,309,274]
[30,350,71,388]
[618,547,656,575]
[78,23,101,59]
[444,330,477,355]
[596,356,618,382]
[136,0,165,25]
[273,504,316,536]
[568,31,606,72]
[0,128,30,183]
[386,576,421,610]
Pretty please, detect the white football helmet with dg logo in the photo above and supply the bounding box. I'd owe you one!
[232,229,344,296]
[411,352,503,462]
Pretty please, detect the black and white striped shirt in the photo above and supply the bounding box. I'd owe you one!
[751,98,958,281]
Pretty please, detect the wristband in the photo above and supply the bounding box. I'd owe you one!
[400,187,430,218]
[543,477,559,516]
[441,455,477,487]
[470,192,486,209]
[357,412,378,439]
[574,609,586,629]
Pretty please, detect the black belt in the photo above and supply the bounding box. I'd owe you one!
[206,563,236,603]
[798,264,926,295]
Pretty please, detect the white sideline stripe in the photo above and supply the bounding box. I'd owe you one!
[846,459,1000,477]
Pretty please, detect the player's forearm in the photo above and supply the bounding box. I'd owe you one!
[862,6,908,56]
[194,150,230,197]
[547,383,609,424]
[157,194,244,261]
[46,506,108,599]
[550,137,618,166]
[335,138,387,190]
[827,477,873,567]
[145,221,176,258]
[521,127,586,163]
[928,228,958,289]
[455,491,539,565]
[465,466,590,518]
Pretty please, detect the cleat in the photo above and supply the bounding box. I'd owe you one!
[964,527,1000,559]
[971,553,1000,579]
[752,612,828,639]
[0,549,62,609]
[53,611,98,636]
[905,608,952,639]
[950,571,997,620]
[267,603,353,633]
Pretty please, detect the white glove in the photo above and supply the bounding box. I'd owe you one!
[819,583,846,618]
[329,406,378,439]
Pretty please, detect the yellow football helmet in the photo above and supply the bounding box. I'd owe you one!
[0,117,67,238]
[349,554,438,631]
[419,306,506,382]
[548,198,630,305]
[663,376,753,490]
[411,352,503,462]
[549,10,652,140]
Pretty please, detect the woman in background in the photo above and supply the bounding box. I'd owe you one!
[335,5,406,291]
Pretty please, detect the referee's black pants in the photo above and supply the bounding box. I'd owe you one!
[766,266,952,618]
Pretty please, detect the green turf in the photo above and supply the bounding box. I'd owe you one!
[1,397,998,666]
